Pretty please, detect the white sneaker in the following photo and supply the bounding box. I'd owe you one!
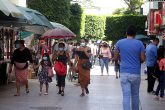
[159,97,165,101]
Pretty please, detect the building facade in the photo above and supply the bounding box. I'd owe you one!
[148,1,165,36]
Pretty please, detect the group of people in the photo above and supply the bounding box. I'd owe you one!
[8,38,93,97]
[145,37,165,101]
[7,25,165,110]
[114,25,165,110]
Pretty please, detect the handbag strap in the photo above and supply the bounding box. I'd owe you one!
[99,48,102,54]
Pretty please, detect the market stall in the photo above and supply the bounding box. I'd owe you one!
[0,27,18,85]
[0,1,53,84]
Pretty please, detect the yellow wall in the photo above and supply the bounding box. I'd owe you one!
[9,0,26,7]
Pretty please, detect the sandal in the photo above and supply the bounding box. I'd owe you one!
[57,91,61,94]
[14,94,20,96]
[26,89,30,94]
[61,91,64,96]
[85,88,89,94]
[80,93,85,97]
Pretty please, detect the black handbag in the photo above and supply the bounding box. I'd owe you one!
[98,48,103,59]
[82,61,92,70]
[98,54,103,59]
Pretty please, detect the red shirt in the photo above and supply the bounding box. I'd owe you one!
[159,58,165,71]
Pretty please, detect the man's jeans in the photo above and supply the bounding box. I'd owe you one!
[120,73,141,110]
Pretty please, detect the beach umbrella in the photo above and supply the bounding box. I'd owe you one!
[50,22,72,31]
[41,27,76,39]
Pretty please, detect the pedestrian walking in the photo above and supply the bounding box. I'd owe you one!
[114,58,120,79]
[154,46,165,101]
[8,40,33,96]
[146,38,159,94]
[35,53,53,95]
[39,40,50,57]
[114,25,145,110]
[98,42,111,76]
[74,39,91,97]
[52,42,71,96]
[88,40,97,67]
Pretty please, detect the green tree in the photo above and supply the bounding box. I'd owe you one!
[105,15,147,42]
[123,0,144,14]
[84,15,106,39]
[27,0,71,27]
[112,8,127,15]
[70,3,84,37]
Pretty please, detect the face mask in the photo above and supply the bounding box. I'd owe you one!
[43,57,48,60]
[59,48,64,51]
[81,43,85,46]
[15,44,20,49]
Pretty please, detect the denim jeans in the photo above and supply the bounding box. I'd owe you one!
[120,73,141,110]
[100,57,109,74]
[155,71,165,98]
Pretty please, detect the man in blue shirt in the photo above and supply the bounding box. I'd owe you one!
[145,38,159,93]
[114,25,145,110]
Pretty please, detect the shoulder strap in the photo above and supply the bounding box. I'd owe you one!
[100,48,103,54]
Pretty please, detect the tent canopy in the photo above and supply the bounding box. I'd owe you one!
[0,0,23,17]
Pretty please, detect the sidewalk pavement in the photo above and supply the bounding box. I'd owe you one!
[0,65,165,110]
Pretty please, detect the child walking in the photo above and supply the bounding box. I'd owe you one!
[35,53,52,95]
[114,59,120,79]
[154,56,165,101]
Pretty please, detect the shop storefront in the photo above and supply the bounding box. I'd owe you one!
[0,0,53,85]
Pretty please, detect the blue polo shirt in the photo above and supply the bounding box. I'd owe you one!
[115,38,145,75]
[145,43,157,67]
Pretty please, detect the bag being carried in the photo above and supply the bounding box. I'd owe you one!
[48,67,54,77]
[54,61,67,76]
[98,54,103,59]
[82,61,92,70]
[98,48,103,59]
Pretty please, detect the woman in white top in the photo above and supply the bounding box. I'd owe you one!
[99,42,111,76]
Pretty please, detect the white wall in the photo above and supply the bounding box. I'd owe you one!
[9,0,26,7]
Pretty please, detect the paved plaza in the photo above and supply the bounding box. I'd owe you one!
[0,65,165,110]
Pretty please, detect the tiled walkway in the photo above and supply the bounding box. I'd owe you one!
[0,65,165,110]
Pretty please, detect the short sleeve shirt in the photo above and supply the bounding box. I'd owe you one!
[115,38,145,74]
[145,43,157,67]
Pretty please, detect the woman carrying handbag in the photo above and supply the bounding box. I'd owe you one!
[52,42,71,96]
[73,39,92,97]
[99,42,112,76]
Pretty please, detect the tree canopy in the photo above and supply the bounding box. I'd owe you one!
[27,0,71,27]
[123,0,144,14]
